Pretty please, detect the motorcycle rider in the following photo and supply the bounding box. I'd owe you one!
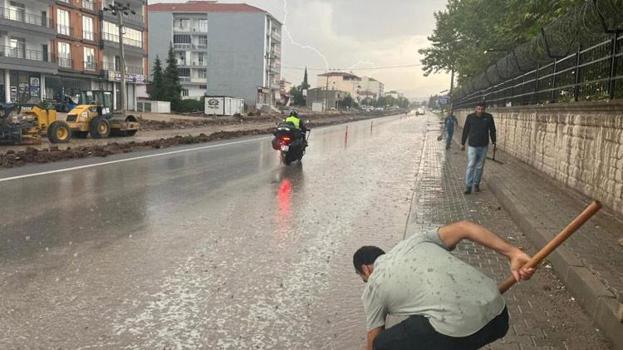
[284,110,308,133]
[283,110,308,148]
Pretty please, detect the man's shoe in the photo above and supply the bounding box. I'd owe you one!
[464,187,472,195]
[475,185,481,192]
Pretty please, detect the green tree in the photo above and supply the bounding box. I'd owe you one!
[342,95,354,109]
[163,44,182,106]
[289,87,305,106]
[420,0,585,84]
[148,56,165,101]
[301,67,310,91]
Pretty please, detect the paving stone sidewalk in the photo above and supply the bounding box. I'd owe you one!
[403,118,612,349]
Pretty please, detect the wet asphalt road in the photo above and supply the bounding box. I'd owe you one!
[0,114,429,349]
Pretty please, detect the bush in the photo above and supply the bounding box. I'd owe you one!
[172,98,204,113]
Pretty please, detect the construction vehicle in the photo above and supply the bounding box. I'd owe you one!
[0,101,72,144]
[65,90,139,138]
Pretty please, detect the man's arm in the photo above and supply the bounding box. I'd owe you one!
[461,116,471,147]
[366,327,384,350]
[489,115,497,144]
[437,221,534,281]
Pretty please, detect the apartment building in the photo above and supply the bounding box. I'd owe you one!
[359,76,384,100]
[0,0,148,109]
[0,0,57,103]
[148,1,282,107]
[316,72,362,100]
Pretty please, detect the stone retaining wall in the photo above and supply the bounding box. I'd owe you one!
[456,102,623,215]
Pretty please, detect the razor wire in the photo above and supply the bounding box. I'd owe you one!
[455,0,623,102]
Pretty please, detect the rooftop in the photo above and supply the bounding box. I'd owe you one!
[317,72,361,80]
[149,1,268,15]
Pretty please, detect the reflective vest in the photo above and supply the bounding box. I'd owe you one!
[285,116,301,129]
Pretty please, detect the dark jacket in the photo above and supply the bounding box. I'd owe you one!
[461,112,496,147]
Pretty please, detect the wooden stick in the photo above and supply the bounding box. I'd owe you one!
[498,200,602,294]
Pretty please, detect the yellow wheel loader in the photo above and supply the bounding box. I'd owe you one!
[65,90,139,139]
[0,101,72,144]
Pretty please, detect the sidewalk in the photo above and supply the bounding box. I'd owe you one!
[476,142,623,349]
[403,119,613,349]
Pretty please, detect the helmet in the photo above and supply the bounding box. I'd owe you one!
[288,109,298,118]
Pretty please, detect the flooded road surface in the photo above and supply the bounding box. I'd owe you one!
[0,114,431,349]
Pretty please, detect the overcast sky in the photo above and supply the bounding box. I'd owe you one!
[150,0,451,100]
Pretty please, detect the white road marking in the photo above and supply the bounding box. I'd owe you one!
[0,137,265,183]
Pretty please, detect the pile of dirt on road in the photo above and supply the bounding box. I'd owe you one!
[0,110,406,169]
[138,114,279,130]
[0,128,275,168]
[137,111,376,131]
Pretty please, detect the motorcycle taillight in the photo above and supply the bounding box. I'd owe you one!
[279,136,292,145]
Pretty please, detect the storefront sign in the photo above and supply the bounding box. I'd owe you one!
[106,70,145,84]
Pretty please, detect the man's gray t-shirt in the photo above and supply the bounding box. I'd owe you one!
[361,228,505,337]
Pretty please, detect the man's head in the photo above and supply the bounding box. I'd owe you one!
[289,110,299,118]
[475,102,487,116]
[353,246,385,283]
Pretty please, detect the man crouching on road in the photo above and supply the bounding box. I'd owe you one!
[353,221,535,350]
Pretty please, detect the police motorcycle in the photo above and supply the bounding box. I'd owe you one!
[271,113,310,165]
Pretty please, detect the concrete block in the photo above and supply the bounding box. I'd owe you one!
[595,297,623,350]
[564,266,614,319]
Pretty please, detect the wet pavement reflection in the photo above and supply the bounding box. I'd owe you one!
[0,114,428,349]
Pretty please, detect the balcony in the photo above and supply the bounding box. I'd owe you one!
[102,32,144,56]
[103,10,144,29]
[179,76,191,83]
[173,25,208,34]
[179,61,208,67]
[0,45,57,73]
[57,24,73,37]
[102,62,144,75]
[57,57,72,68]
[83,60,97,71]
[173,43,207,51]
[0,7,54,37]
[271,30,281,42]
[82,30,96,42]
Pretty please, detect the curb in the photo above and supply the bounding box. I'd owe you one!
[486,175,623,349]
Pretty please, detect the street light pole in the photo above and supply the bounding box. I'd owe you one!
[104,2,136,112]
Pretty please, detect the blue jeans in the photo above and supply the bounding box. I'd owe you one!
[446,128,454,147]
[466,146,488,187]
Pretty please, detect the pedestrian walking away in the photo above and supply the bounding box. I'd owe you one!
[353,221,535,350]
[442,111,458,150]
[461,102,496,194]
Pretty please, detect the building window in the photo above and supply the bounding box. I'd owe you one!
[197,35,207,48]
[194,19,207,32]
[57,9,70,35]
[82,16,94,41]
[176,52,185,65]
[84,47,95,70]
[124,27,142,48]
[181,89,189,97]
[173,34,191,44]
[82,0,94,11]
[199,85,207,89]
[8,2,25,22]
[8,37,25,59]
[196,69,207,79]
[178,68,190,76]
[102,21,118,42]
[174,18,189,30]
[57,42,71,68]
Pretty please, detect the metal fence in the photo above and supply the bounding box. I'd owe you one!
[454,0,623,108]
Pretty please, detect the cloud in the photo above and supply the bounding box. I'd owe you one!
[151,0,451,98]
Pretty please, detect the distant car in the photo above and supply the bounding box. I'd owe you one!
[415,108,425,115]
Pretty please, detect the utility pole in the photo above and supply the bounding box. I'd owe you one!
[324,72,329,112]
[104,2,136,112]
